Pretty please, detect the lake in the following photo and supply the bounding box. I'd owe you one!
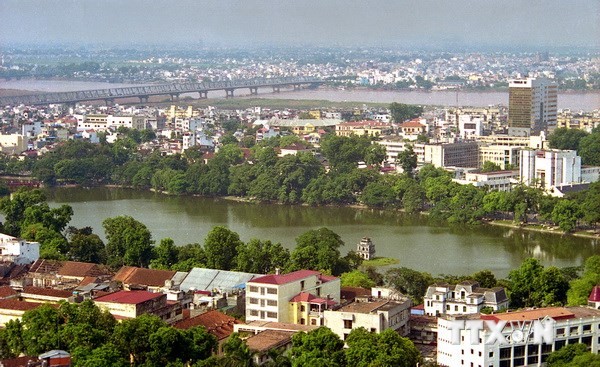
[45,187,599,278]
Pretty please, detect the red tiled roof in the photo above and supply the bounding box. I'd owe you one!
[401,119,426,128]
[0,286,18,299]
[113,266,176,287]
[0,356,36,367]
[245,330,294,353]
[94,290,163,305]
[289,292,336,305]
[589,286,600,302]
[250,270,321,285]
[22,287,73,299]
[174,310,241,340]
[0,299,49,311]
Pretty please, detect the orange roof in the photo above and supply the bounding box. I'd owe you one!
[22,287,73,299]
[482,307,575,322]
[401,119,426,128]
[0,286,18,299]
[0,299,51,311]
[245,330,294,353]
[174,310,241,340]
[57,261,113,278]
[113,266,176,287]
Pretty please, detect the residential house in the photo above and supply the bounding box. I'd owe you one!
[174,310,241,354]
[112,266,177,292]
[0,233,39,265]
[25,260,113,290]
[424,281,509,316]
[245,330,295,366]
[93,290,182,324]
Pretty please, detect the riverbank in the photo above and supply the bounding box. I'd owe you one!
[488,220,600,239]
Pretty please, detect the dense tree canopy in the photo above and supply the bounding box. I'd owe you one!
[103,216,154,268]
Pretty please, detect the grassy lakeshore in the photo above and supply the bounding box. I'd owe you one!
[361,257,400,267]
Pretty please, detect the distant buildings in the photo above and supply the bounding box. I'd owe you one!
[508,77,557,136]
[424,281,509,317]
[0,233,39,265]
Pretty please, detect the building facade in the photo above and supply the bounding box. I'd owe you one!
[424,281,509,317]
[508,77,557,136]
[519,149,583,189]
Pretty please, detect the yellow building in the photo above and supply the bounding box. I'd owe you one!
[557,111,600,131]
[335,121,392,137]
[166,105,198,120]
[289,292,337,326]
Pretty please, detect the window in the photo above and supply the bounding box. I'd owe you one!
[250,310,258,316]
[556,328,565,336]
[300,281,305,290]
[463,306,467,312]
[311,319,317,325]
[249,298,258,304]
[300,318,305,325]
[300,305,306,312]
[267,288,277,295]
[569,326,578,335]
[344,320,353,329]
[455,305,459,311]
[249,286,258,293]
[582,324,591,332]
[266,312,277,319]
[267,300,277,306]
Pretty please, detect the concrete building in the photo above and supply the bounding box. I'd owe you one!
[424,281,509,317]
[437,307,600,367]
[335,121,392,137]
[245,270,341,324]
[423,142,479,168]
[458,115,483,140]
[355,237,375,260]
[93,290,182,324]
[324,297,412,341]
[508,77,557,136]
[0,134,27,155]
[519,149,584,189]
[479,145,521,170]
[0,233,39,265]
[476,134,547,150]
[453,170,519,192]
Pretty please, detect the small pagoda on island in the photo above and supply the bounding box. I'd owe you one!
[356,237,375,260]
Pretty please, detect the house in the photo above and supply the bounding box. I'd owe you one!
[26,260,113,290]
[0,299,55,327]
[399,119,427,140]
[335,121,392,137]
[174,310,241,354]
[0,233,39,265]
[278,143,311,157]
[323,298,412,341]
[20,287,76,304]
[93,290,182,324]
[245,270,341,325]
[112,266,177,292]
[424,281,509,316]
[245,330,295,366]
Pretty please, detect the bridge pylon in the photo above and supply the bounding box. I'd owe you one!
[225,89,235,98]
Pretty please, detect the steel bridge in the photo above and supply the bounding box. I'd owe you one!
[0,76,324,106]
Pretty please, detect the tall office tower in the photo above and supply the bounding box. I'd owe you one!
[508,77,557,136]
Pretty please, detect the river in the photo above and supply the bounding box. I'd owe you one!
[1,79,598,110]
[45,187,599,278]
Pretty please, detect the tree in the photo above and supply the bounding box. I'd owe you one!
[481,161,502,172]
[364,144,386,167]
[0,188,46,236]
[76,343,129,367]
[582,182,600,225]
[150,238,179,269]
[547,343,600,366]
[340,270,376,288]
[548,128,588,150]
[396,145,417,177]
[578,129,600,166]
[204,226,243,270]
[66,227,106,264]
[385,267,433,303]
[567,255,600,306]
[507,258,569,308]
[360,181,397,207]
[218,333,255,367]
[289,228,349,275]
[551,200,583,232]
[111,314,164,365]
[534,266,569,306]
[389,103,423,123]
[470,270,497,289]
[290,327,346,367]
[402,185,425,214]
[236,239,290,274]
[345,328,420,367]
[103,216,154,268]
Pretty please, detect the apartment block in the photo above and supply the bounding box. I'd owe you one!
[508,77,557,136]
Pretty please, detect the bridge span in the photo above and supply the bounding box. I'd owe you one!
[0,76,324,106]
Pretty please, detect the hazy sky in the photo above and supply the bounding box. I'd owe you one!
[0,0,598,49]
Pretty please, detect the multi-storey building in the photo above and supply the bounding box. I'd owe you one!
[336,121,392,137]
[437,307,600,367]
[424,281,509,317]
[519,149,583,189]
[423,142,480,168]
[479,145,521,170]
[0,233,39,265]
[508,77,557,136]
[453,170,519,192]
[245,270,340,325]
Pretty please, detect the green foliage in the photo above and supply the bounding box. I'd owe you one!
[345,328,420,367]
[150,238,179,269]
[0,188,47,236]
[547,343,600,366]
[582,181,600,225]
[289,227,351,276]
[360,180,397,207]
[340,270,376,288]
[548,128,589,151]
[508,258,569,308]
[66,226,106,264]
[291,327,346,367]
[103,216,154,268]
[396,145,417,177]
[204,226,243,270]
[389,103,424,123]
[578,129,600,165]
[481,161,502,172]
[236,239,290,274]
[551,200,583,232]
[567,255,600,306]
[320,135,373,172]
[385,267,434,303]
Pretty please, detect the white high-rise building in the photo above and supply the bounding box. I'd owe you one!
[519,149,582,189]
[508,77,557,136]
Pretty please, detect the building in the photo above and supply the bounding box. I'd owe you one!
[423,142,479,169]
[245,330,295,366]
[424,281,509,317]
[336,121,392,137]
[458,116,483,140]
[26,259,113,289]
[112,266,178,292]
[93,290,182,324]
[245,270,341,324]
[508,77,557,136]
[0,234,39,265]
[355,237,375,260]
[519,149,586,189]
[324,298,412,341]
[478,145,521,170]
[0,299,54,327]
[0,134,27,155]
[437,306,600,367]
[589,286,600,309]
[453,170,519,192]
[174,310,241,354]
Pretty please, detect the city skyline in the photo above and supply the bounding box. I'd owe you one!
[0,0,598,50]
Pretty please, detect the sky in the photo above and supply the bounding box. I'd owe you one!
[0,0,598,50]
